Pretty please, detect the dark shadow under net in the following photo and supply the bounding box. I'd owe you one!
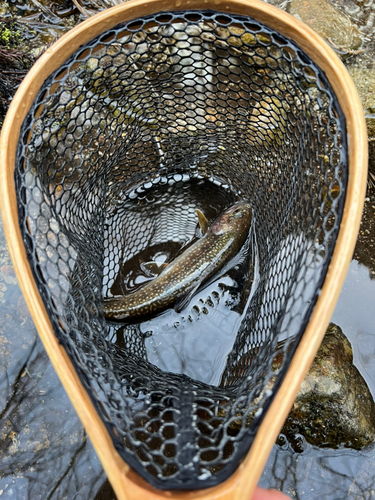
[15,10,347,490]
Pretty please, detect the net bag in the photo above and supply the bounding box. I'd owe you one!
[0,0,367,498]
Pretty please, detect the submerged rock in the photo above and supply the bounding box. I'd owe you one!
[281,323,375,450]
[289,0,363,53]
[348,65,375,113]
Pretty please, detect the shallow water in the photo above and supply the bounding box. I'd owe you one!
[332,260,375,394]
[256,193,375,499]
[259,257,375,499]
[0,221,106,499]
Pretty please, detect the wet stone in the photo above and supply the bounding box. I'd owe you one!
[353,192,375,276]
[281,323,375,450]
[288,0,363,53]
[348,65,375,113]
[226,323,375,451]
[346,63,375,176]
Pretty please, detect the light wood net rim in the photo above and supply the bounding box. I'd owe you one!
[0,0,367,498]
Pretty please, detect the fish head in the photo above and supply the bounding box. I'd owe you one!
[211,202,252,235]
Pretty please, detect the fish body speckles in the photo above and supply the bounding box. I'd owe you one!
[104,201,252,320]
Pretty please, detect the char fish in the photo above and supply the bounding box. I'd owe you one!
[104,201,252,320]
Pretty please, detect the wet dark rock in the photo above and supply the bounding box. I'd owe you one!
[94,479,116,500]
[281,323,375,451]
[353,193,375,277]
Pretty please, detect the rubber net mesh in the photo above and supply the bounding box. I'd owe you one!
[15,10,347,490]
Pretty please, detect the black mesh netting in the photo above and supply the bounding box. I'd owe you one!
[15,10,347,490]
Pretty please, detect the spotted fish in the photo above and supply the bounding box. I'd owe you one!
[104,201,252,320]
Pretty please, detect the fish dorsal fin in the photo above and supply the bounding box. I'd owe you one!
[174,282,201,313]
[140,261,168,277]
[195,208,209,235]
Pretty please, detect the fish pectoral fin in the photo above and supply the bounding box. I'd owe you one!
[195,208,209,235]
[174,282,201,313]
[140,261,168,277]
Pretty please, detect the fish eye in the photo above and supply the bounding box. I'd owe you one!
[231,209,243,219]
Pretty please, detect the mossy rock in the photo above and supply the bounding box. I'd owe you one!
[282,323,375,450]
[223,324,375,451]
[289,0,363,53]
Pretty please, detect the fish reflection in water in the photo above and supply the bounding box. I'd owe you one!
[104,201,252,321]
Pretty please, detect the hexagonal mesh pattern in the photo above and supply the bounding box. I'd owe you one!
[14,10,347,490]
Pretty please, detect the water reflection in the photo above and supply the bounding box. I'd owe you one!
[0,334,105,499]
[0,225,105,499]
[332,260,375,394]
[259,256,375,498]
[260,446,375,499]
